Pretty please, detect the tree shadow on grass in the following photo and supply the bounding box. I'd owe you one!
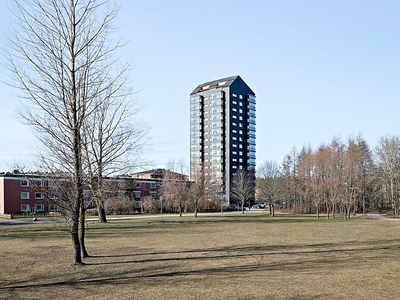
[84,214,341,239]
[2,237,399,293]
[88,237,400,260]
[85,240,400,265]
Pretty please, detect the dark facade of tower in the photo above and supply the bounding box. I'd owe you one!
[190,75,256,206]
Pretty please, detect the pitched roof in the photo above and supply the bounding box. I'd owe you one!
[131,168,188,180]
[190,75,254,95]
[132,169,165,176]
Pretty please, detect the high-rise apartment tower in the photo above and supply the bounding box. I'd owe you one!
[190,75,256,206]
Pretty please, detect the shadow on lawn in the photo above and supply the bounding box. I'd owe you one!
[84,214,334,238]
[84,237,400,266]
[87,236,400,259]
[2,238,399,293]
[1,214,366,241]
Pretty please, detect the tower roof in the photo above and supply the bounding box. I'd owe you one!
[190,75,255,95]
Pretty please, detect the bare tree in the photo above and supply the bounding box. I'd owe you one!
[230,170,254,215]
[327,137,345,218]
[375,135,400,217]
[257,160,281,216]
[340,136,371,219]
[105,194,135,215]
[295,146,313,215]
[257,131,388,219]
[83,90,149,223]
[314,145,331,218]
[160,160,189,217]
[281,148,299,212]
[188,164,212,218]
[140,195,160,214]
[5,0,131,264]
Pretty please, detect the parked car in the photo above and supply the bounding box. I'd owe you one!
[234,205,246,211]
[252,204,265,209]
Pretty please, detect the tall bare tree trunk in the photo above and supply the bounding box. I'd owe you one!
[98,204,107,222]
[326,201,330,219]
[79,203,89,257]
[97,174,107,223]
[71,217,82,265]
[6,0,145,264]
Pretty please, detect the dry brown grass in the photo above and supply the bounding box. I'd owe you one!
[1,213,400,299]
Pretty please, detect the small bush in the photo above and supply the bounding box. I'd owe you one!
[105,196,135,215]
[140,196,160,214]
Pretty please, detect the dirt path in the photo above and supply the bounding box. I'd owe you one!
[364,211,400,221]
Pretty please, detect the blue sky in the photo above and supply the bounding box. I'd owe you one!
[0,1,400,172]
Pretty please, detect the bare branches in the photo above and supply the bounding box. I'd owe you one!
[230,170,254,214]
[374,135,400,216]
[257,160,281,216]
[159,161,189,217]
[5,0,146,263]
[259,135,376,219]
[189,163,213,218]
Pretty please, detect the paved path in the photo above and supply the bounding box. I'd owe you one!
[0,209,267,225]
[86,209,267,221]
[4,210,398,225]
[0,218,54,226]
[364,211,400,221]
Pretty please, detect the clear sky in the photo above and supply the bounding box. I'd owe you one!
[0,0,400,173]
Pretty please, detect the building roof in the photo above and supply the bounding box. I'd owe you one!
[132,168,165,176]
[190,75,255,95]
[131,168,188,180]
[132,169,165,177]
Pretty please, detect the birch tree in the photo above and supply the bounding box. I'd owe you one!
[5,0,134,264]
[83,92,148,223]
[375,135,400,217]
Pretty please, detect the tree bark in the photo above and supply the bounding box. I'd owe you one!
[79,204,89,257]
[71,208,82,264]
[326,202,330,220]
[97,171,107,223]
[98,203,107,223]
[332,203,336,218]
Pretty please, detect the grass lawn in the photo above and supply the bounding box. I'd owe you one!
[1,213,400,299]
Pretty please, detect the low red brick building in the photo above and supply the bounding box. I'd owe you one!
[0,169,186,215]
[0,172,48,215]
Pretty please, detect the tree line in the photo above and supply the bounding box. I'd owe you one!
[257,134,400,218]
[156,160,255,216]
